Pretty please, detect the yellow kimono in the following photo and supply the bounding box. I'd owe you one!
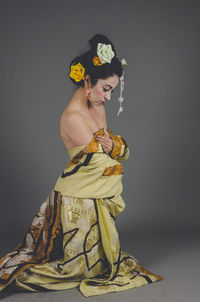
[0,128,164,297]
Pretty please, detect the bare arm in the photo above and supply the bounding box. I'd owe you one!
[60,111,94,147]
[95,107,114,154]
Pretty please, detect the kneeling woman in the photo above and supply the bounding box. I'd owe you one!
[0,34,164,297]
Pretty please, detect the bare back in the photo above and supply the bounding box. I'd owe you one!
[60,99,107,151]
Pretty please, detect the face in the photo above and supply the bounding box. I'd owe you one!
[86,74,119,106]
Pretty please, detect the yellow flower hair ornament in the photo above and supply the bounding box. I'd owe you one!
[69,62,85,82]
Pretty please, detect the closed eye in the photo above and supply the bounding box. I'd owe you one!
[103,88,115,93]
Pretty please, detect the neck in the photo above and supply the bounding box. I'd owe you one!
[74,87,92,110]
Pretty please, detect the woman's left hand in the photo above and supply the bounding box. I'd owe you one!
[96,128,113,154]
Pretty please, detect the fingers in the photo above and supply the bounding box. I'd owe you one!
[97,137,110,145]
[96,136,111,146]
[96,134,110,142]
[96,135,113,153]
[104,128,109,136]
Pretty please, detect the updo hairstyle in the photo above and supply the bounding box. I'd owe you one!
[68,34,123,87]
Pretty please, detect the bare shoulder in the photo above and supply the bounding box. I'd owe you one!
[60,111,93,146]
[60,110,84,127]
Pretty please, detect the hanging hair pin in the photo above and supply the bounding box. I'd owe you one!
[117,58,127,116]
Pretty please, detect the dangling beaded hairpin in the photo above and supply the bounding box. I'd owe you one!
[117,58,127,116]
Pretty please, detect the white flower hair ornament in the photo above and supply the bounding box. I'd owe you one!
[97,43,115,63]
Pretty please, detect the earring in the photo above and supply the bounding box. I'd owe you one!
[85,89,90,96]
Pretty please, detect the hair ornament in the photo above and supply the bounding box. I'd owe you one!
[69,62,85,82]
[96,43,115,64]
[117,58,127,116]
[93,56,103,66]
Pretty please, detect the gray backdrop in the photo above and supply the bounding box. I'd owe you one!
[0,0,199,247]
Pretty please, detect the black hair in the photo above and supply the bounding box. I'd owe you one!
[68,34,123,88]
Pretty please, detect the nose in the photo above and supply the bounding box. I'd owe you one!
[105,90,111,101]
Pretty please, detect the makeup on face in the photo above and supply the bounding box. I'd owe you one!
[103,85,116,94]
[88,75,119,106]
[103,84,114,91]
[101,84,116,102]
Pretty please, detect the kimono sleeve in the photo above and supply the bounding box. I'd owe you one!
[107,130,130,163]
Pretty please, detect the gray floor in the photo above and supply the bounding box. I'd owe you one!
[0,232,199,302]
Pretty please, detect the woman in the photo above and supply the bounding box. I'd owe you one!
[0,34,164,297]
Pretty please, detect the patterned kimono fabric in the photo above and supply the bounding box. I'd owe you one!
[0,128,164,297]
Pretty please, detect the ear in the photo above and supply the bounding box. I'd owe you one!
[84,75,90,88]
